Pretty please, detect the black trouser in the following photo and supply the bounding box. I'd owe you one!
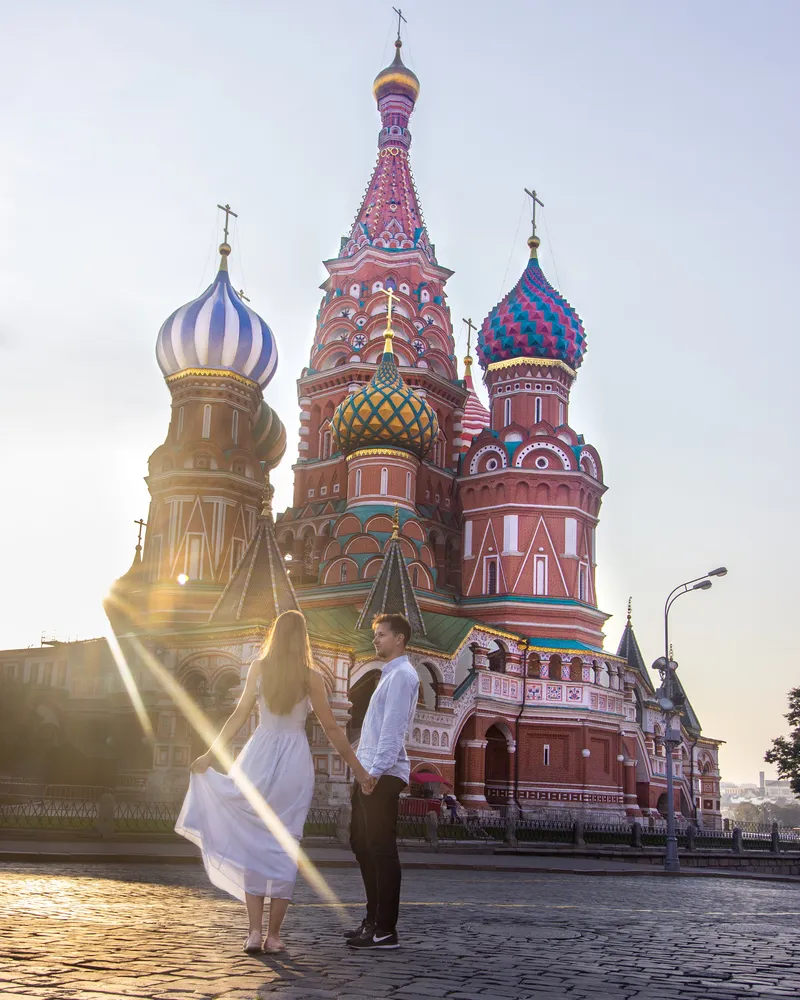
[350,775,406,933]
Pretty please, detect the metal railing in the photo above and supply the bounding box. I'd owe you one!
[1,790,798,854]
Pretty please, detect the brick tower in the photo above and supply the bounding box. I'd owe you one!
[459,213,607,647]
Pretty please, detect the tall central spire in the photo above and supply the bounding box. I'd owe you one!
[339,36,434,262]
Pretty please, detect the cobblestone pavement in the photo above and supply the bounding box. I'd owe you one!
[0,863,798,1000]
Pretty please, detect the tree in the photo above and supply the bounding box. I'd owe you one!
[765,687,800,796]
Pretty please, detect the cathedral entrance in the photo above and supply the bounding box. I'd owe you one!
[484,724,512,806]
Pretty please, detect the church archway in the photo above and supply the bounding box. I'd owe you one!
[484,723,512,806]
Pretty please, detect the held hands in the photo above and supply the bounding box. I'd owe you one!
[190,752,213,774]
[355,764,377,795]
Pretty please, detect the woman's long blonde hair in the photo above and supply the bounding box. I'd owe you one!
[257,610,315,715]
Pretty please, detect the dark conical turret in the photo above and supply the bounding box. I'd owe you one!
[209,476,298,626]
[356,505,425,637]
[616,599,655,694]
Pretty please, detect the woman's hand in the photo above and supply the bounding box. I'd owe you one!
[190,752,213,774]
[354,763,376,794]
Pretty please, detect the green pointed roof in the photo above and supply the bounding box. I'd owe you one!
[616,603,655,694]
[209,483,298,626]
[355,509,425,636]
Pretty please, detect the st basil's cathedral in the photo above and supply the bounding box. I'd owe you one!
[6,34,723,826]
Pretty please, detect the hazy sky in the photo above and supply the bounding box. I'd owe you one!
[2,1,797,783]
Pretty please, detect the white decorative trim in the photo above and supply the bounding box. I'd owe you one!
[515,441,572,470]
[469,444,508,476]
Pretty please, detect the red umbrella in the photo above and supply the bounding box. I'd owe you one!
[411,771,450,785]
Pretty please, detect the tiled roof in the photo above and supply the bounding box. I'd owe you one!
[208,514,298,625]
[615,620,656,694]
[355,528,426,636]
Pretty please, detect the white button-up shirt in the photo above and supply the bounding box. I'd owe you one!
[356,655,420,782]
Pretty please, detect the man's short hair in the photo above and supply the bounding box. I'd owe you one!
[372,613,411,646]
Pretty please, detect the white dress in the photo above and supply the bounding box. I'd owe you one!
[175,691,314,902]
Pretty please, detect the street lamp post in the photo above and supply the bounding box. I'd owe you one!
[656,567,727,873]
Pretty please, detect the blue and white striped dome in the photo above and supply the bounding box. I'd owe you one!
[156,245,278,389]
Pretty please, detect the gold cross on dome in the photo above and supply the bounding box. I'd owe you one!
[393,6,407,41]
[392,502,400,538]
[463,317,477,354]
[524,188,544,238]
[217,202,238,243]
[381,286,397,330]
[134,518,147,547]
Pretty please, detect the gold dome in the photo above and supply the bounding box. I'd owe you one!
[331,337,437,460]
[372,40,420,104]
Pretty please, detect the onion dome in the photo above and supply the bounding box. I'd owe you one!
[373,39,420,105]
[461,353,490,447]
[156,243,278,389]
[331,322,438,460]
[252,400,287,471]
[477,236,586,371]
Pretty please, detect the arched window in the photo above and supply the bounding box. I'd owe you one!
[231,409,239,445]
[503,397,512,427]
[534,397,543,423]
[534,554,547,595]
[558,401,565,425]
[202,405,211,440]
[320,424,332,461]
[486,558,498,595]
[339,562,348,583]
[354,468,362,497]
[405,471,412,499]
[435,432,448,468]
[415,662,438,709]
[177,406,185,440]
[412,565,419,587]
[380,467,388,495]
[578,563,588,602]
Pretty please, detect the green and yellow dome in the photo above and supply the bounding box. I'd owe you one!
[331,330,438,460]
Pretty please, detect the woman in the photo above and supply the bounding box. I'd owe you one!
[175,609,371,954]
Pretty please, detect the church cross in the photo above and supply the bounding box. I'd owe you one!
[524,188,544,239]
[462,317,477,354]
[134,518,147,548]
[217,203,238,243]
[381,286,396,330]
[393,6,407,41]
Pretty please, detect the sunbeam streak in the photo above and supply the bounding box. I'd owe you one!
[104,625,154,740]
[103,597,343,914]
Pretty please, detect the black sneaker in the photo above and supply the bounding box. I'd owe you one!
[343,918,374,940]
[347,929,399,950]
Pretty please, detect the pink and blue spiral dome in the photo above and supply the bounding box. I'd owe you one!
[477,243,586,371]
[156,246,278,389]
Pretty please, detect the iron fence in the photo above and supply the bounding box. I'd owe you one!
[1,791,798,854]
[114,800,179,834]
[0,796,98,830]
[303,807,338,839]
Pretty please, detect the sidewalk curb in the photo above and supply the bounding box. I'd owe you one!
[1,849,799,885]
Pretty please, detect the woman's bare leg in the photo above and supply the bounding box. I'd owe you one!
[264,897,290,950]
[244,893,264,950]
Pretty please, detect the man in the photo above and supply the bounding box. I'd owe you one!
[345,612,419,951]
